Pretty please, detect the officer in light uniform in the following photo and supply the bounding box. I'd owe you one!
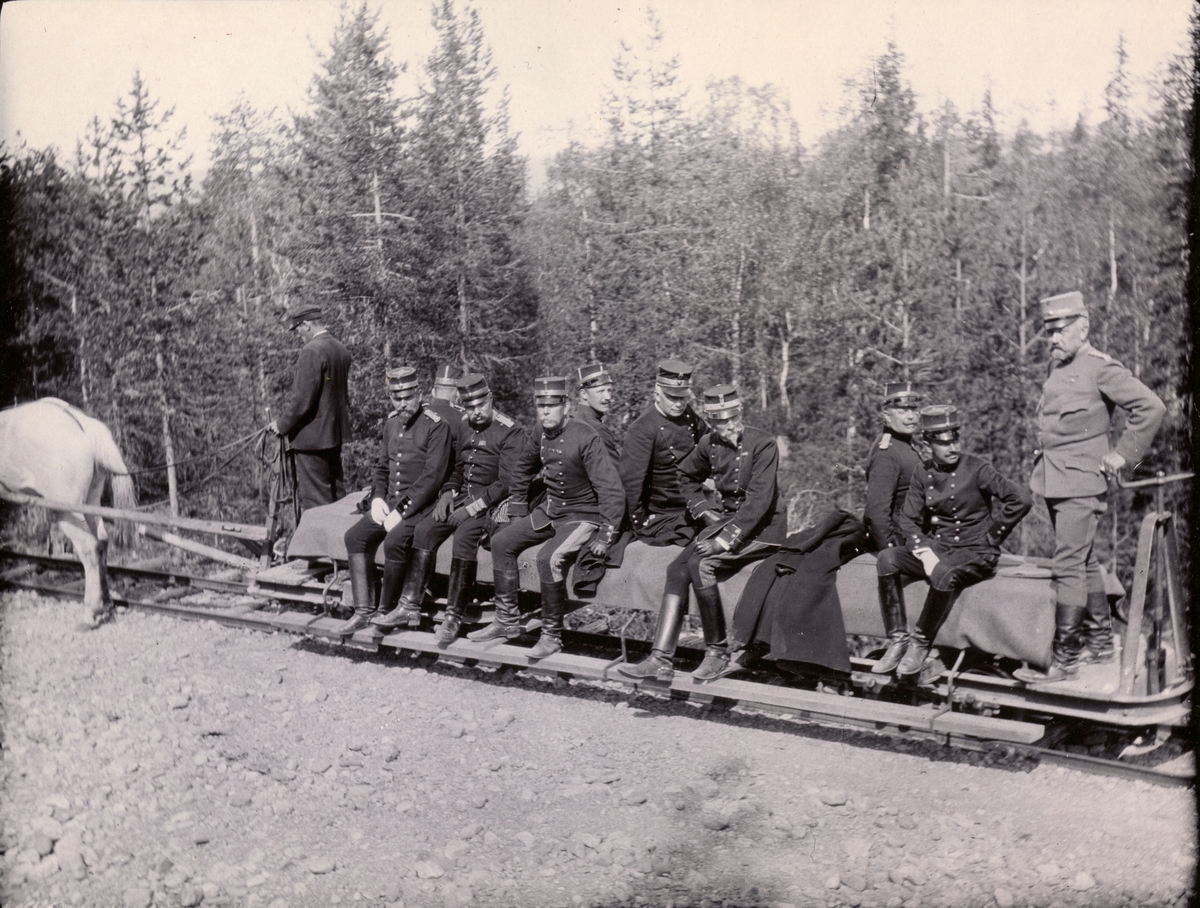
[878,405,1032,681]
[337,367,452,637]
[468,376,625,658]
[618,385,786,682]
[618,359,709,546]
[1014,291,1165,684]
[381,373,529,646]
[574,362,620,463]
[865,381,925,674]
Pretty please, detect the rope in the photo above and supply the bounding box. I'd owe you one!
[118,426,270,478]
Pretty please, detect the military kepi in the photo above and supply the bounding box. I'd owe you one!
[286,302,323,329]
[386,365,420,393]
[1040,291,1087,329]
[702,384,742,419]
[534,376,569,403]
[656,359,694,396]
[577,363,613,389]
[883,381,922,407]
[920,404,960,439]
[434,363,462,389]
[457,373,490,406]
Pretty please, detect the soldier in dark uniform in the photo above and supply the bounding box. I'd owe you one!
[574,363,620,463]
[468,376,624,659]
[618,385,787,682]
[336,367,452,637]
[386,373,528,646]
[878,405,1032,681]
[1014,291,1165,684]
[270,303,352,513]
[618,359,708,546]
[427,363,463,423]
[865,381,925,674]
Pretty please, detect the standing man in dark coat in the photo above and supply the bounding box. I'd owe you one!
[865,381,925,674]
[427,363,464,423]
[574,363,620,463]
[618,359,708,546]
[618,385,787,682]
[393,373,528,647]
[468,376,624,659]
[336,366,452,637]
[270,302,352,513]
[1014,291,1165,684]
[879,406,1032,681]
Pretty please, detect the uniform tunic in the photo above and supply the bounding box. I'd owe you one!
[574,405,620,464]
[862,430,922,551]
[412,411,529,559]
[275,330,353,511]
[882,453,1031,592]
[345,405,453,562]
[495,418,625,586]
[618,404,707,542]
[1030,341,1164,606]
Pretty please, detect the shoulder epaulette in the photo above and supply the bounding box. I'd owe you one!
[423,408,443,424]
[1086,347,1114,362]
[494,412,515,427]
[878,433,892,450]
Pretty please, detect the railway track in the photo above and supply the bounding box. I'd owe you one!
[1,547,1192,789]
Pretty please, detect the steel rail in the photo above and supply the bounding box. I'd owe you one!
[0,550,1191,788]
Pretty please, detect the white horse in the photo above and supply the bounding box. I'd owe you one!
[0,398,137,626]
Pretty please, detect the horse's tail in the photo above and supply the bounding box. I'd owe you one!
[88,416,138,548]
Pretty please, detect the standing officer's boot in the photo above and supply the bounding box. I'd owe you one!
[1079,590,1115,664]
[435,558,476,648]
[373,548,434,630]
[467,567,523,641]
[897,587,956,679]
[1015,601,1085,683]
[617,592,687,682]
[335,553,377,636]
[691,584,729,681]
[528,579,567,659]
[872,574,909,674]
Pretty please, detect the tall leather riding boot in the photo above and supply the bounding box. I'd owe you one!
[335,553,377,637]
[529,579,567,659]
[617,592,688,681]
[467,567,523,641]
[1080,590,1115,663]
[1015,601,1085,684]
[435,558,477,647]
[691,584,729,681]
[374,547,435,630]
[896,587,956,677]
[872,574,909,674]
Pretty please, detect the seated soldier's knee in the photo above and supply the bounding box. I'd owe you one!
[876,547,904,575]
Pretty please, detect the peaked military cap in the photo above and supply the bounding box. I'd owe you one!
[534,376,570,403]
[656,359,694,396]
[386,365,420,393]
[457,373,490,406]
[1040,291,1088,329]
[434,363,462,388]
[702,384,742,419]
[883,381,922,407]
[920,404,961,438]
[576,363,613,389]
[285,302,323,329]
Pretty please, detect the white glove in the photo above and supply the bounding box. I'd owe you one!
[914,547,940,576]
[383,509,403,532]
[370,497,390,525]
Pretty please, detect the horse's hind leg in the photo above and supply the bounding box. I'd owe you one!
[58,515,109,627]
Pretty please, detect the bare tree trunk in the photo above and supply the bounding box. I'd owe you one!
[863,188,870,230]
[730,246,746,388]
[155,333,179,516]
[1018,217,1029,364]
[777,310,792,418]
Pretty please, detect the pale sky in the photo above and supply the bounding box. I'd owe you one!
[0,0,1191,183]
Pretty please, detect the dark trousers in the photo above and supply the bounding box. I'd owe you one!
[412,512,488,560]
[293,447,344,513]
[491,515,599,584]
[344,514,418,564]
[664,539,775,594]
[876,544,997,592]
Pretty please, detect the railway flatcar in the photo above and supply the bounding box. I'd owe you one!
[267,472,1192,733]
